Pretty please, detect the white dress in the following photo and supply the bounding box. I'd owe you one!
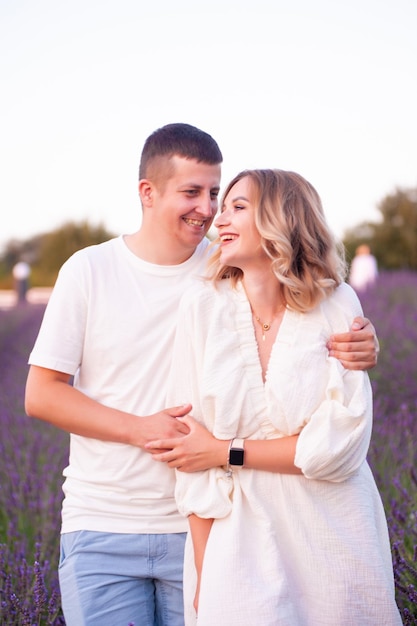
[167,280,401,626]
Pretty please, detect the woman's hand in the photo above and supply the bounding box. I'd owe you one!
[145,415,230,472]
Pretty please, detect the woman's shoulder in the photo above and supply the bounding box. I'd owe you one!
[321,282,363,318]
[333,281,362,307]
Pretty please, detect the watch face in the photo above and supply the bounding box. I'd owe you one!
[229,447,244,466]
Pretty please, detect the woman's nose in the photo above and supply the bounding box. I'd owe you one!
[214,210,229,228]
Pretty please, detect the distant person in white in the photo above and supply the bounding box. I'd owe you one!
[349,244,378,292]
[12,261,31,303]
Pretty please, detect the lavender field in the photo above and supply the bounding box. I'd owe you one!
[1,271,417,625]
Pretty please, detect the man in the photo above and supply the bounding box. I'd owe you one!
[25,123,378,626]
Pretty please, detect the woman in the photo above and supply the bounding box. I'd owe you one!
[149,169,401,625]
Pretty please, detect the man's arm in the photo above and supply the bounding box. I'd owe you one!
[327,316,379,370]
[25,365,190,446]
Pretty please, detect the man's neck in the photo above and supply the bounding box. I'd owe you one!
[123,231,198,265]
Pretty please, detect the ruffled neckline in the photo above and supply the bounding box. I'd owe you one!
[231,281,299,438]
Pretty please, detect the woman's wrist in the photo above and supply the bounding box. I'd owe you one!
[217,438,232,468]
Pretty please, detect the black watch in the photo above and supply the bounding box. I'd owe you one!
[229,438,245,466]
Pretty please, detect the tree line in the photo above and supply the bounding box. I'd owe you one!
[1,186,416,289]
[0,221,115,288]
[343,186,417,270]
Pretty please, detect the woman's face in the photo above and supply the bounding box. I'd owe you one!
[214,176,269,272]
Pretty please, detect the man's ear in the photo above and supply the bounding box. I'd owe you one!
[138,179,155,208]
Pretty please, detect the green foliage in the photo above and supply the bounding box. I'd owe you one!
[0,221,115,287]
[344,187,417,271]
[34,220,115,285]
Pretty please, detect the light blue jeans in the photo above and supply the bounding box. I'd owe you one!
[59,531,186,626]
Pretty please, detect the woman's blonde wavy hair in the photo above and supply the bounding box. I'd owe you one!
[207,169,347,313]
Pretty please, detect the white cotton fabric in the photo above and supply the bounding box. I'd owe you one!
[28,235,210,535]
[167,280,401,626]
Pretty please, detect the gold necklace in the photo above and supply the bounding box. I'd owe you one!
[254,305,285,341]
[254,316,272,341]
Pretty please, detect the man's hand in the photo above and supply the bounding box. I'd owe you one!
[145,415,229,472]
[327,316,379,371]
[135,405,191,450]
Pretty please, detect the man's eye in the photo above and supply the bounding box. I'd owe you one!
[185,190,198,196]
[211,191,219,200]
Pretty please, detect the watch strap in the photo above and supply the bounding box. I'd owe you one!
[231,438,245,452]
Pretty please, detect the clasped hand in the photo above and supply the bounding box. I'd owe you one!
[145,413,222,472]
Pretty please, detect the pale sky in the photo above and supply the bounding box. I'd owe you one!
[1,0,416,250]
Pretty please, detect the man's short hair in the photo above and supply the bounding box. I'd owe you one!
[139,123,223,181]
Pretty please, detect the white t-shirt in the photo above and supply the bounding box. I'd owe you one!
[29,235,210,534]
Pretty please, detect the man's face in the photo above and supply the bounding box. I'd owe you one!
[149,155,221,255]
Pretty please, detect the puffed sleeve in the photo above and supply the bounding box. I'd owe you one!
[294,359,373,482]
[166,285,234,518]
[293,283,373,482]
